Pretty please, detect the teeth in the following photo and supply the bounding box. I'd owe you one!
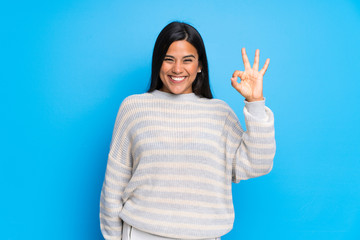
[171,76,186,81]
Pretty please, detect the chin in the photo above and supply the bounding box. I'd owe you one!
[171,88,191,95]
[169,89,184,95]
[161,85,192,95]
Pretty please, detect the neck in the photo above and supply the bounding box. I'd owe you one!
[150,89,200,101]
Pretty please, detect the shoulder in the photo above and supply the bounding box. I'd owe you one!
[122,92,152,104]
[198,97,234,113]
[119,92,153,109]
[201,97,242,125]
[112,92,152,123]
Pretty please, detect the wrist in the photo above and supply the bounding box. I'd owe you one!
[245,97,264,102]
[244,99,267,119]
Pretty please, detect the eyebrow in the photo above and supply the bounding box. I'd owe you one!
[165,54,196,59]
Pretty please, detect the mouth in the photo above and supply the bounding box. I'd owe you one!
[169,75,186,83]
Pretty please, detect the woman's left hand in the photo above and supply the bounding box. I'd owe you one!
[231,48,270,102]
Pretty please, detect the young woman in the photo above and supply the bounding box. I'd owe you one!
[100,21,275,240]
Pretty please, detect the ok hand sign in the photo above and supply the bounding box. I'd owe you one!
[231,48,270,102]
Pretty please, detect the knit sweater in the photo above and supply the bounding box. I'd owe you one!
[100,89,276,240]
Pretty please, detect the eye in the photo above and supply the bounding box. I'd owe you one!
[164,58,174,62]
[184,58,193,63]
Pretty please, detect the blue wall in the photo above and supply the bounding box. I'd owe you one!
[1,0,360,239]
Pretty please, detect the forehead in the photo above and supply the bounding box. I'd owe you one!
[166,40,198,57]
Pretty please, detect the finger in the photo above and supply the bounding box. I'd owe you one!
[259,58,270,76]
[241,48,252,70]
[231,78,246,95]
[231,70,244,81]
[253,49,260,71]
[231,71,244,91]
[231,76,241,91]
[232,70,243,78]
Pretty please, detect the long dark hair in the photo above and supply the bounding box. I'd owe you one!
[148,21,213,99]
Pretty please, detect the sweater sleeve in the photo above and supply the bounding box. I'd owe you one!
[224,99,276,183]
[100,99,133,239]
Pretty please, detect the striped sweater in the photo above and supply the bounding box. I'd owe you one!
[100,89,276,240]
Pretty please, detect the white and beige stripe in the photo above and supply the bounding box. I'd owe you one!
[100,90,275,239]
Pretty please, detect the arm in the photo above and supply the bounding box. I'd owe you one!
[228,48,275,182]
[227,100,275,183]
[100,99,133,239]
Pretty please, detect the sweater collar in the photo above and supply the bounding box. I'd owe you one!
[150,89,200,101]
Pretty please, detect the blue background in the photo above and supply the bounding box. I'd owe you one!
[1,0,360,239]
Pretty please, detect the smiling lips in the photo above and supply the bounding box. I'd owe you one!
[169,76,186,83]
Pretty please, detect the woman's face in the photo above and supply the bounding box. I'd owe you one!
[159,40,201,95]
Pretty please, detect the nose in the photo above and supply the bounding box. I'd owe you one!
[172,61,183,74]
